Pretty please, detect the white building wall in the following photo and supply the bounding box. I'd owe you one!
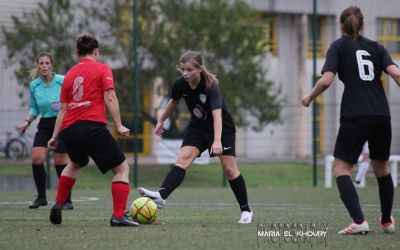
[0,0,43,136]
[240,0,400,159]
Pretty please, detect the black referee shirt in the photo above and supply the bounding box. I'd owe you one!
[171,74,235,132]
[322,36,395,118]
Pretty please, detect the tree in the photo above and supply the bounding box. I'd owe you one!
[110,0,283,136]
[1,0,113,106]
[2,0,282,137]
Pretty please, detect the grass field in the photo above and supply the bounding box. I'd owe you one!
[0,163,398,249]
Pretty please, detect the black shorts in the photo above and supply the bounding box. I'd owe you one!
[334,116,391,164]
[33,117,67,153]
[60,121,126,174]
[181,127,236,157]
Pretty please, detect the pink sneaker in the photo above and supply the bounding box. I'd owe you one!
[338,221,369,235]
[380,216,395,234]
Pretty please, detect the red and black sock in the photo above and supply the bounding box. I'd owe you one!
[336,175,364,223]
[159,165,186,200]
[55,176,76,206]
[229,174,251,212]
[55,164,72,203]
[377,174,394,224]
[32,164,46,199]
[111,182,130,218]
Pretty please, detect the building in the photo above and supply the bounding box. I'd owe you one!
[0,0,43,148]
[1,0,399,161]
[236,0,400,159]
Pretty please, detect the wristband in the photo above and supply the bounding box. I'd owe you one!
[25,120,31,126]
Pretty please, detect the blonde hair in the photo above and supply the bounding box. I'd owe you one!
[178,51,218,89]
[29,52,54,80]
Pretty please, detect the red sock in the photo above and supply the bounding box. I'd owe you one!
[55,176,76,206]
[112,182,130,218]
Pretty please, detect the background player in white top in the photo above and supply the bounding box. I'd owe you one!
[354,142,369,187]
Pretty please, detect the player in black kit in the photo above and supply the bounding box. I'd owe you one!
[139,51,253,224]
[302,6,400,234]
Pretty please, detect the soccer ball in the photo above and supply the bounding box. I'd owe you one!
[130,197,158,224]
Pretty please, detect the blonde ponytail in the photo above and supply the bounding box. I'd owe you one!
[29,67,39,80]
[201,66,219,88]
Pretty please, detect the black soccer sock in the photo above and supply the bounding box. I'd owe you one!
[159,165,186,200]
[377,174,394,224]
[32,164,47,199]
[336,176,364,223]
[229,174,251,212]
[55,164,72,203]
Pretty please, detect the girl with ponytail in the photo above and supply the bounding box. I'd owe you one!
[302,6,400,235]
[19,52,73,210]
[138,50,253,224]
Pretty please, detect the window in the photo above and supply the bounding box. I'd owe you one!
[112,68,152,156]
[377,19,400,57]
[259,15,277,55]
[307,16,325,58]
[116,95,152,156]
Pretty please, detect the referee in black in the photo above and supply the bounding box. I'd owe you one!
[302,6,400,235]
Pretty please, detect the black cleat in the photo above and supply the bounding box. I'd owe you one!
[49,202,63,225]
[63,201,74,210]
[110,215,140,227]
[28,197,48,209]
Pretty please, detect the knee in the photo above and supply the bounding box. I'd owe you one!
[112,161,129,178]
[333,159,353,178]
[333,168,350,178]
[372,162,391,177]
[31,154,45,165]
[175,154,195,169]
[54,154,68,165]
[222,162,239,179]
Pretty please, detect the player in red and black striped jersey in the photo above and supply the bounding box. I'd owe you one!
[47,34,139,227]
[139,51,253,224]
[302,6,400,234]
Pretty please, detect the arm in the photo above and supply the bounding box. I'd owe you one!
[386,65,400,87]
[18,114,37,134]
[211,109,223,155]
[302,71,335,107]
[20,83,40,134]
[104,89,129,136]
[47,103,67,150]
[154,99,179,136]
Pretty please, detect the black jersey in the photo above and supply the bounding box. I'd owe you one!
[322,36,395,118]
[171,74,235,132]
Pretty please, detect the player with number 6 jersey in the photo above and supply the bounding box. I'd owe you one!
[302,6,400,235]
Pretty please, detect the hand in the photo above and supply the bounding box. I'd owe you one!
[117,125,130,137]
[301,95,312,107]
[47,137,58,150]
[211,140,223,156]
[153,121,164,136]
[18,121,29,134]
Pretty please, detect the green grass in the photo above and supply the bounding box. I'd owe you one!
[0,187,398,250]
[1,162,398,249]
[0,162,325,189]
